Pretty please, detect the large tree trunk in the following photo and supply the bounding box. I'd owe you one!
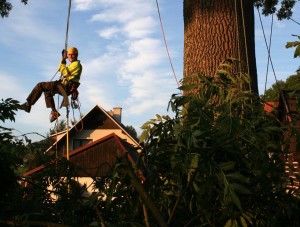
[184,0,258,94]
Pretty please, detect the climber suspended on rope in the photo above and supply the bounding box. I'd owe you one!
[18,47,83,123]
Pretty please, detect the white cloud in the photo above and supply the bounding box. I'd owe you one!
[97,26,120,39]
[124,72,177,115]
[90,10,134,23]
[72,0,176,118]
[75,0,155,24]
[120,38,164,76]
[79,51,126,110]
[73,0,100,11]
[124,17,156,38]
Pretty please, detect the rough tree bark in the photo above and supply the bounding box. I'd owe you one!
[184,0,258,94]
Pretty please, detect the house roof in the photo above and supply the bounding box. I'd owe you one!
[23,133,143,178]
[263,101,279,113]
[49,104,140,150]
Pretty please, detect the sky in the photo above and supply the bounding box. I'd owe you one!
[0,0,300,142]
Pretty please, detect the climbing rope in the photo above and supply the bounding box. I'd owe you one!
[234,0,250,78]
[50,0,72,83]
[64,0,73,161]
[239,0,250,77]
[71,98,84,132]
[54,95,60,158]
[257,8,292,123]
[257,8,280,92]
[65,0,72,51]
[234,0,242,73]
[155,0,180,90]
[263,13,274,97]
[52,0,73,160]
[290,17,300,26]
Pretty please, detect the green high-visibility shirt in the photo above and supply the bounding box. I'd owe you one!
[58,60,82,85]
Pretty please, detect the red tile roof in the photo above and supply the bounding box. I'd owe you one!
[264,101,279,113]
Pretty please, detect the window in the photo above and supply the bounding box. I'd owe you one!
[73,139,93,150]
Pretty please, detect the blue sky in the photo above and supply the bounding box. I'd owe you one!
[0,0,300,141]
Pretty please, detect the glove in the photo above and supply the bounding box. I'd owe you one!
[61,49,67,60]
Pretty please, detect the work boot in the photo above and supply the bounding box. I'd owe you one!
[50,111,60,123]
[18,102,31,113]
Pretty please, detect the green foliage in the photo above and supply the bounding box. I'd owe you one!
[0,0,298,20]
[137,60,300,226]
[0,98,142,226]
[126,125,138,139]
[262,34,300,101]
[22,159,97,226]
[0,98,27,219]
[286,35,300,58]
[0,98,18,122]
[262,73,300,101]
[49,119,66,135]
[2,61,300,226]
[261,80,284,101]
[254,0,297,19]
[0,0,28,18]
[0,98,88,226]
[93,164,145,226]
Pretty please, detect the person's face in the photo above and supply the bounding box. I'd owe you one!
[67,54,77,62]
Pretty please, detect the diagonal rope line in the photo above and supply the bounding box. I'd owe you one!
[257,8,280,88]
[264,13,274,97]
[257,8,292,123]
[289,17,300,26]
[155,0,181,90]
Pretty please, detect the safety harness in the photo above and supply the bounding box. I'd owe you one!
[66,81,80,100]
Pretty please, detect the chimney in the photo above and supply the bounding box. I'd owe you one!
[112,107,122,123]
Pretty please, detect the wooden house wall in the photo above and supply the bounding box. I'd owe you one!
[69,137,122,177]
[280,95,300,163]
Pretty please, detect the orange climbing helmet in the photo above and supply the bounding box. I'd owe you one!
[68,47,78,55]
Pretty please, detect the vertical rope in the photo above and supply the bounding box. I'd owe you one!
[55,95,60,158]
[66,106,70,160]
[239,0,250,77]
[65,0,72,51]
[65,0,72,160]
[234,0,241,73]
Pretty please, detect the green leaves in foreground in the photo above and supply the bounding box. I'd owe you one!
[286,35,300,58]
[0,98,19,122]
[139,60,300,226]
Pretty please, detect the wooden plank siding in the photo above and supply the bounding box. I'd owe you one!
[50,105,139,158]
[23,133,140,178]
[278,91,300,162]
[278,90,300,190]
[70,136,119,177]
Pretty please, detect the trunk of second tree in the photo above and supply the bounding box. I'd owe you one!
[184,0,258,94]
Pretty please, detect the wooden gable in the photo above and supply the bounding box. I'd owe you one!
[69,134,127,177]
[24,133,139,178]
[49,105,139,158]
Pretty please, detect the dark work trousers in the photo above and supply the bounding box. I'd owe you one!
[26,81,67,111]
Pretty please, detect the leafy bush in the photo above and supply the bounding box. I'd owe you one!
[137,59,300,226]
